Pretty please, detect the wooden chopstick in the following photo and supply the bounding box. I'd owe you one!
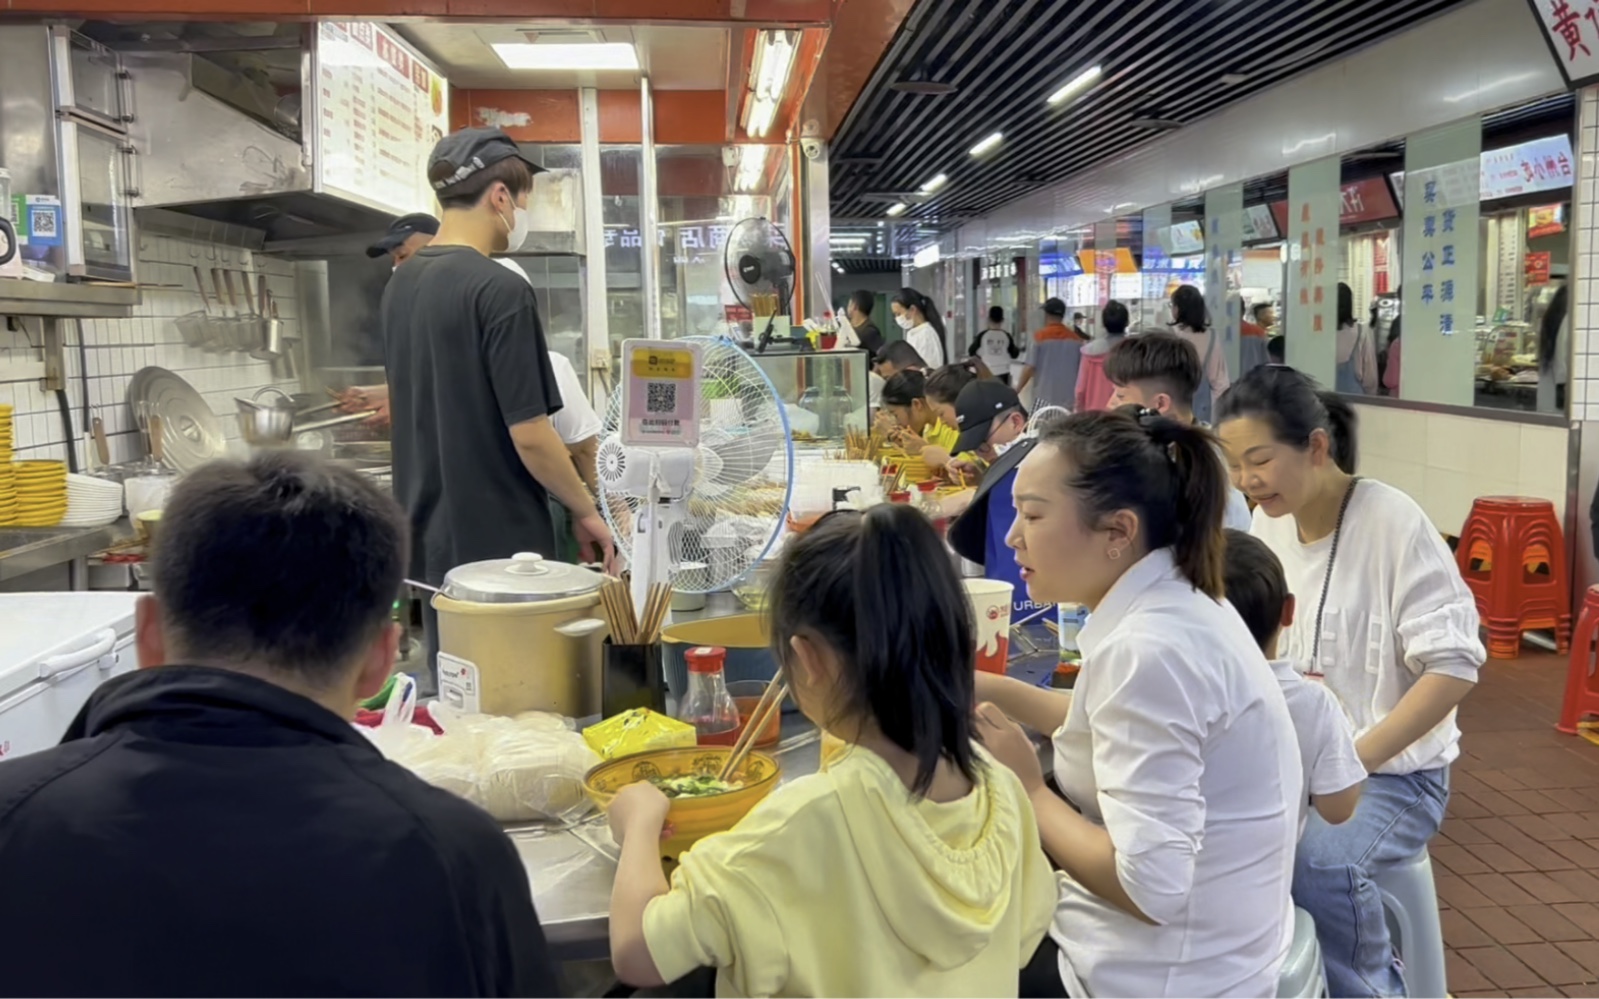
[719,680,786,781]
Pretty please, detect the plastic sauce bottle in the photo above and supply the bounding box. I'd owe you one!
[917,480,948,536]
[679,646,741,745]
[1054,603,1089,688]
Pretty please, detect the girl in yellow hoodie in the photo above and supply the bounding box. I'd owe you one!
[607,503,1058,998]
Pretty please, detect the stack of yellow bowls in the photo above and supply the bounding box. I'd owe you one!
[13,460,67,527]
[0,405,13,526]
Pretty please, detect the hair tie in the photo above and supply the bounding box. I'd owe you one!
[1133,408,1179,464]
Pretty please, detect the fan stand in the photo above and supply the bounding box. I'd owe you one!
[753,283,813,354]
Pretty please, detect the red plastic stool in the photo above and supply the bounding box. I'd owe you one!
[1559,585,1599,734]
[1455,496,1571,660]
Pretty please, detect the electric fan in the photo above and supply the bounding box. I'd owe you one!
[722,217,800,353]
[596,336,794,622]
[1029,405,1071,432]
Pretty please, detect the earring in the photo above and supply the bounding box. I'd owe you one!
[1108,547,1123,561]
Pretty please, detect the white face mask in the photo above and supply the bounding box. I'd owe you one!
[895,314,914,331]
[498,198,532,251]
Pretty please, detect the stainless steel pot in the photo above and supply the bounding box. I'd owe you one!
[423,553,610,717]
[235,386,376,446]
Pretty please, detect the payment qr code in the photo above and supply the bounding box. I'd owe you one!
[646,382,676,414]
[29,208,56,237]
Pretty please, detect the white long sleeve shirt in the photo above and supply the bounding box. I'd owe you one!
[495,257,601,445]
[1269,659,1367,839]
[1251,479,1483,775]
[1050,548,1301,999]
[905,321,945,368]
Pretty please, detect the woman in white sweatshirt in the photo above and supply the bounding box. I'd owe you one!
[891,287,947,368]
[1215,366,1482,998]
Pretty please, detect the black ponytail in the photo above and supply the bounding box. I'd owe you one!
[1214,365,1358,474]
[767,503,977,795]
[1038,407,1228,598]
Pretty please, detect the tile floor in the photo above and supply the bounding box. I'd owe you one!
[1439,651,1599,997]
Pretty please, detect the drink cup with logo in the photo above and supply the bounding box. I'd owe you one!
[962,579,1014,674]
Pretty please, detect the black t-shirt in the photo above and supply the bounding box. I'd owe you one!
[382,246,564,582]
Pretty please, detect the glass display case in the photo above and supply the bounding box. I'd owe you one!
[747,347,871,445]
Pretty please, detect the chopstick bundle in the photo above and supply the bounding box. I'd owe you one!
[718,679,788,781]
[638,582,672,644]
[599,578,638,645]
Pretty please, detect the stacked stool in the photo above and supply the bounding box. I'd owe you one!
[1559,584,1599,734]
[1455,496,1570,660]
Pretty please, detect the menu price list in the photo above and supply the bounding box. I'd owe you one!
[317,21,448,216]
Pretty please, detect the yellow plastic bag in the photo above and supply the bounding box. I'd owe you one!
[583,708,696,761]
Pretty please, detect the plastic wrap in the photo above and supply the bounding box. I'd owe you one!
[582,708,697,761]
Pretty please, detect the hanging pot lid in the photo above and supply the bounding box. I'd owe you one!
[126,367,226,473]
[440,552,604,604]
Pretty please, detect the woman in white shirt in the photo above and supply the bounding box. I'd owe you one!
[1215,366,1482,998]
[976,408,1302,998]
[1167,284,1230,423]
[1334,284,1378,395]
[891,287,947,368]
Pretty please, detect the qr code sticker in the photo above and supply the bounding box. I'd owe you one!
[646,381,676,414]
[30,209,56,237]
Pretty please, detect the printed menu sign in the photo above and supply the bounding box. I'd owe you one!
[316,22,449,216]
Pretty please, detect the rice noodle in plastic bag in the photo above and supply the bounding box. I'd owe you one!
[361,685,598,823]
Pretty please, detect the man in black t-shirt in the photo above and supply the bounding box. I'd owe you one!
[383,128,616,677]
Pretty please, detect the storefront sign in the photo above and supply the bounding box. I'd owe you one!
[1169,220,1204,255]
[1285,157,1340,383]
[1480,134,1575,200]
[1339,178,1401,225]
[316,22,449,216]
[1242,204,1280,242]
[1527,0,1599,89]
[1401,118,1481,406]
[1205,183,1244,371]
[1526,250,1553,285]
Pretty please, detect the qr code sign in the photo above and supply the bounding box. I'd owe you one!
[30,208,56,237]
[646,381,676,414]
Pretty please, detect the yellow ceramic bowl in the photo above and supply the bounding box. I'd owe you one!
[584,746,781,863]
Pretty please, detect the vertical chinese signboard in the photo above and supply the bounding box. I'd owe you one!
[1205,183,1244,375]
[1401,120,1481,405]
[1286,157,1340,386]
[1094,219,1119,313]
[1527,0,1599,89]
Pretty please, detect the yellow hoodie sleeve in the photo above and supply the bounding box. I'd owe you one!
[1009,771,1066,963]
[642,823,791,995]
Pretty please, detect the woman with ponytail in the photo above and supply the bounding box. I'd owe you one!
[606,503,1056,998]
[977,407,1302,998]
[1215,365,1482,998]
[892,287,948,367]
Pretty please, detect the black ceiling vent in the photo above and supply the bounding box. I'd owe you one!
[1127,115,1183,131]
[890,79,958,95]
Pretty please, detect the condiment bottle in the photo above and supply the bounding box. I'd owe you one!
[917,480,948,536]
[679,646,741,745]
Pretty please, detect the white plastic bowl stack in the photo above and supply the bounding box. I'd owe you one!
[62,472,126,528]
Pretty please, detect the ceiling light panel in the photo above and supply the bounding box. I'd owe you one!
[492,42,640,71]
[1047,64,1102,106]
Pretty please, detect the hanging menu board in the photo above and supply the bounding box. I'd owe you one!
[315,22,450,217]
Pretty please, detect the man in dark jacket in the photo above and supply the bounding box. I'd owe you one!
[845,288,885,360]
[0,452,558,998]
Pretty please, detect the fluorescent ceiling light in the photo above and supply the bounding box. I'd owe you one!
[969,132,1004,157]
[735,145,768,193]
[1047,65,1102,106]
[492,42,640,71]
[742,30,797,139]
[886,203,908,217]
[920,174,948,194]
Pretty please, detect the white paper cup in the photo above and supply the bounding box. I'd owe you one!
[962,578,1014,674]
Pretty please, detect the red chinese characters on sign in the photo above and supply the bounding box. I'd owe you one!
[1526,251,1552,286]
[1552,1,1591,58]
[1537,0,1599,84]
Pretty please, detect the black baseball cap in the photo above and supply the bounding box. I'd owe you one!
[1043,297,1068,318]
[427,127,545,194]
[366,213,439,258]
[952,380,1027,455]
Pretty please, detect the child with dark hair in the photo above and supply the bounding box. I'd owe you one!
[1215,365,1481,997]
[606,504,1056,997]
[1223,529,1365,836]
[976,408,1302,998]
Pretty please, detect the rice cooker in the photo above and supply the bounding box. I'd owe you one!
[431,552,608,718]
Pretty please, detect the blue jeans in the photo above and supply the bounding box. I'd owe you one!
[1293,768,1449,998]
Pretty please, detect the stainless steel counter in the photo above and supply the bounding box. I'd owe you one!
[513,722,822,962]
[0,523,129,584]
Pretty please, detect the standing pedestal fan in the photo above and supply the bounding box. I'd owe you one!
[596,337,794,627]
[723,217,804,354]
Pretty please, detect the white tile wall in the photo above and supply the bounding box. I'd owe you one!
[1358,403,1568,533]
[1574,87,1599,413]
[0,234,299,467]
